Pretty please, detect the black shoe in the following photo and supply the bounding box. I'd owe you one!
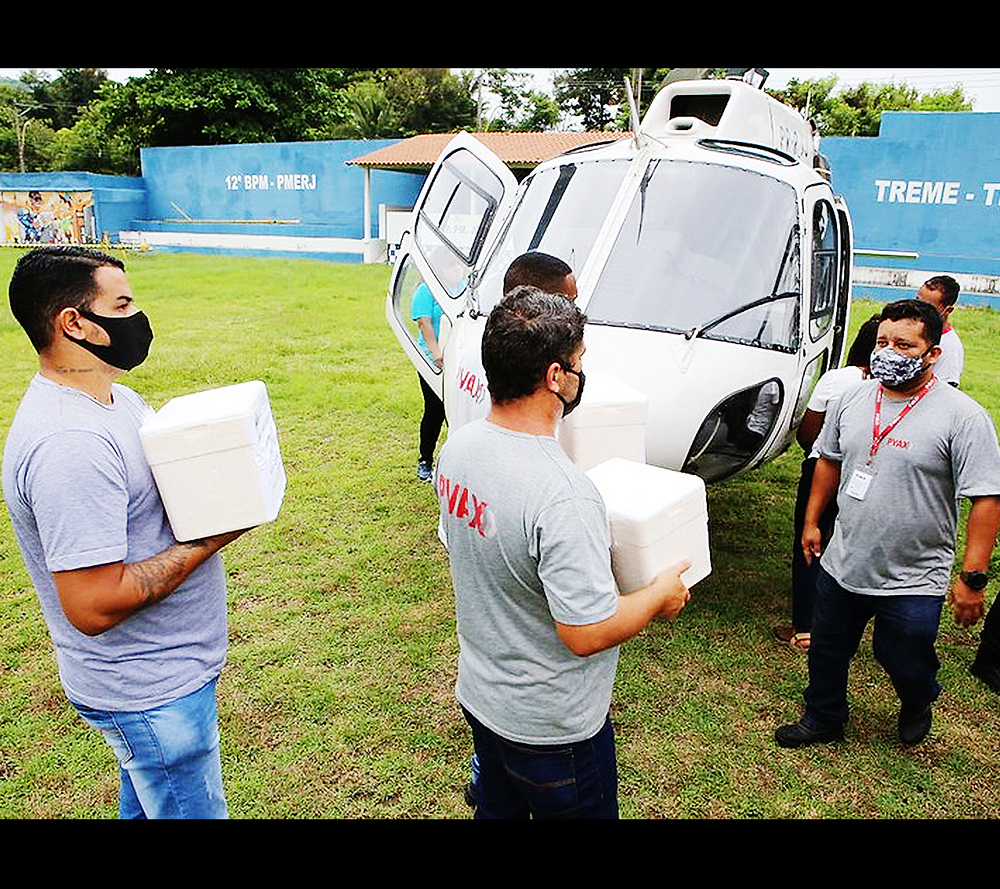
[898,705,932,746]
[971,659,1000,695]
[775,719,843,748]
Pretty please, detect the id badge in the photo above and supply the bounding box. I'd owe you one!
[846,468,874,500]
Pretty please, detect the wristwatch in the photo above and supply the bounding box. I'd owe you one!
[960,570,989,591]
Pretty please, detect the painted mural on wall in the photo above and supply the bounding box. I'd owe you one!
[2,190,96,245]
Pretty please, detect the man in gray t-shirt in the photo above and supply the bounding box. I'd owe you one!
[2,246,248,818]
[437,286,690,819]
[917,275,963,387]
[776,300,1000,749]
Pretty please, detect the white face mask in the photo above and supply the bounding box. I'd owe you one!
[869,346,928,389]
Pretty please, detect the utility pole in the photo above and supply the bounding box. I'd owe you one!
[10,100,40,172]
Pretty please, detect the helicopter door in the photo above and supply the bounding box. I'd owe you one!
[386,132,518,396]
[791,192,847,430]
[830,197,854,367]
[806,194,841,348]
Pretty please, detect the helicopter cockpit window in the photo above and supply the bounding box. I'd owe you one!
[810,199,839,342]
[415,147,506,299]
[586,160,802,352]
[471,159,628,315]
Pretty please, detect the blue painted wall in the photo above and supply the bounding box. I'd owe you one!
[822,112,1000,292]
[3,141,425,263]
[5,120,999,280]
[139,140,423,242]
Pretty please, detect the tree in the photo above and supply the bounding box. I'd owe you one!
[88,68,349,173]
[554,68,675,130]
[336,80,400,139]
[768,76,972,136]
[0,83,56,172]
[913,86,970,112]
[80,68,477,166]
[519,91,562,131]
[381,68,476,136]
[22,68,109,131]
[463,68,561,131]
[48,98,135,175]
[331,68,476,138]
[554,68,629,130]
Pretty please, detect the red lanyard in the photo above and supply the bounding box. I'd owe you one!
[870,376,936,464]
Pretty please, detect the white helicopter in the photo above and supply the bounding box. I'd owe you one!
[386,69,853,483]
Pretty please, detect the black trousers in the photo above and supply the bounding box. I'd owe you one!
[790,457,838,632]
[977,601,1000,666]
[418,374,446,466]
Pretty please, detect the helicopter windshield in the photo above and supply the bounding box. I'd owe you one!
[586,159,801,352]
[471,158,628,314]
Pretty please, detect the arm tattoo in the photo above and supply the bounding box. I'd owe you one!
[127,539,214,611]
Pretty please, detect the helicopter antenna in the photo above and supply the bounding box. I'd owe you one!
[624,74,646,149]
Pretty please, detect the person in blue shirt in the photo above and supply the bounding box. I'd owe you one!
[411,281,445,481]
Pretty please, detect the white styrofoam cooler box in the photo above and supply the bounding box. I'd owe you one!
[139,380,286,542]
[586,457,711,593]
[558,371,648,471]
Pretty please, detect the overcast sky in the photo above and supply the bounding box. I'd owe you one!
[4,67,1000,113]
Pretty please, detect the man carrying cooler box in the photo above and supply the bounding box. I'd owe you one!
[2,246,247,818]
[436,285,691,819]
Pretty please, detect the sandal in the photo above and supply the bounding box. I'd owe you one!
[789,632,811,652]
[772,625,811,652]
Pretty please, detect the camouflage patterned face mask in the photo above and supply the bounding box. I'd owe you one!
[869,346,929,389]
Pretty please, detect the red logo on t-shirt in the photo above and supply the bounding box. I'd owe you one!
[457,366,487,405]
[438,473,496,539]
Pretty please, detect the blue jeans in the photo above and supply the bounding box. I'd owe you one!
[803,567,943,728]
[462,707,619,819]
[71,677,228,819]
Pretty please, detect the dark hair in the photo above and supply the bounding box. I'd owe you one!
[846,314,881,368]
[923,275,960,307]
[482,285,587,404]
[879,298,943,347]
[503,252,574,296]
[9,246,125,352]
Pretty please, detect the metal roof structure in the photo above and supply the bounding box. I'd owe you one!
[347,131,629,173]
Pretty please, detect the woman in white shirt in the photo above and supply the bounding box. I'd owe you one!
[775,315,881,652]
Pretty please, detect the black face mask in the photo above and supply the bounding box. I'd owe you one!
[67,308,154,371]
[557,366,586,417]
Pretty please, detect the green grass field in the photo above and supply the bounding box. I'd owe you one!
[1,248,999,818]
